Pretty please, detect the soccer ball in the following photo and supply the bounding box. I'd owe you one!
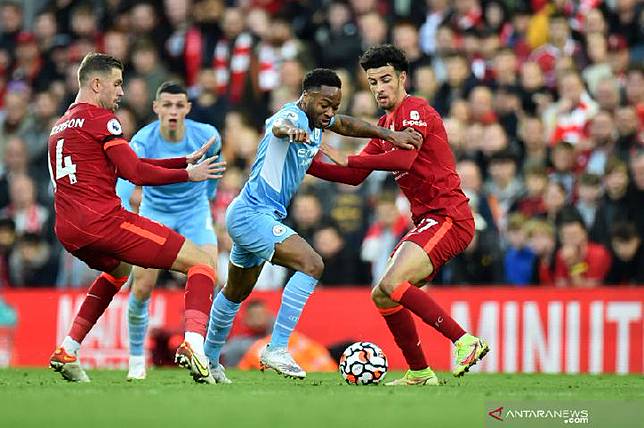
[338,342,388,385]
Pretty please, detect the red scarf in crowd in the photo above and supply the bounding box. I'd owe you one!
[213,33,253,104]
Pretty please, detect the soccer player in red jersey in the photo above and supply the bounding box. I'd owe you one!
[308,45,489,385]
[47,53,226,384]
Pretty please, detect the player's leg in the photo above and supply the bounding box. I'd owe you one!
[371,243,440,385]
[126,267,160,381]
[374,217,488,379]
[205,258,264,384]
[165,238,219,383]
[50,252,131,382]
[109,210,217,383]
[259,234,324,379]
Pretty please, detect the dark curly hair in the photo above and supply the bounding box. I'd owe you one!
[359,44,409,73]
[302,68,342,92]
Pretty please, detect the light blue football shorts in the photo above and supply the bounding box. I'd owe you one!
[138,204,217,247]
[225,197,296,268]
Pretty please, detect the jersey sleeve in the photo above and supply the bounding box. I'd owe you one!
[90,111,126,147]
[273,107,302,127]
[113,119,138,211]
[308,139,381,184]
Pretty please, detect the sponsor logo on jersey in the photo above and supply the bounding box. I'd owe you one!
[107,118,123,135]
[402,119,427,127]
[402,110,427,127]
[50,118,85,135]
[272,224,286,236]
[297,147,319,167]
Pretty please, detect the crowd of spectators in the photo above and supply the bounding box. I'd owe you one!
[0,0,642,289]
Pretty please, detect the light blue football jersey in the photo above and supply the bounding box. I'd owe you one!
[116,119,222,213]
[239,102,330,219]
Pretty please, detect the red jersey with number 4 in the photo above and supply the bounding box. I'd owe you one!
[48,103,127,242]
[351,96,471,223]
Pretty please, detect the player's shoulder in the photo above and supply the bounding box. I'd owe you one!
[74,103,123,137]
[131,120,159,143]
[186,118,220,137]
[276,102,305,124]
[402,96,438,113]
[74,103,116,121]
[399,96,441,121]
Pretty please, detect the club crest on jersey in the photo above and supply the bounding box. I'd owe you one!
[272,224,286,236]
[402,110,427,127]
[107,118,122,135]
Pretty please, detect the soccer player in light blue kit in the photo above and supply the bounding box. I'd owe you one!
[205,69,422,379]
[116,81,226,382]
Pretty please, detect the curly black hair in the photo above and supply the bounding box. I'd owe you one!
[359,44,409,73]
[302,68,342,92]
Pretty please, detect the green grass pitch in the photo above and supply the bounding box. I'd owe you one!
[0,369,642,428]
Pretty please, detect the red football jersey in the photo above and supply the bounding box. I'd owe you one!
[354,96,472,223]
[48,103,128,247]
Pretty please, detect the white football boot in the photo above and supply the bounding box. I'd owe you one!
[259,345,306,379]
[210,362,232,384]
[126,355,146,381]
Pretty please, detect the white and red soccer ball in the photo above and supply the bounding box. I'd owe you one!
[338,342,388,385]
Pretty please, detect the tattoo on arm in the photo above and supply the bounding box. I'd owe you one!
[331,114,390,139]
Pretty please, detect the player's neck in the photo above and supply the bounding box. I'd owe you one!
[160,125,184,142]
[385,92,409,114]
[74,91,100,108]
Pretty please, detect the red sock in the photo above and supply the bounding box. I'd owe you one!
[68,272,128,343]
[379,306,427,370]
[391,282,465,343]
[185,264,216,337]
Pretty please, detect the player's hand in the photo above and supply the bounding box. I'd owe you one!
[320,142,348,166]
[388,127,422,150]
[187,155,226,181]
[186,136,216,165]
[277,125,309,143]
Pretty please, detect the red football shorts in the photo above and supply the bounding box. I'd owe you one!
[392,215,475,281]
[57,209,185,273]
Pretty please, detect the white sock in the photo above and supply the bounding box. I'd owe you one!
[185,331,205,356]
[129,355,146,365]
[61,336,81,355]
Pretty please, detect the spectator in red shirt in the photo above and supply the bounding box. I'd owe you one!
[525,219,556,285]
[554,208,611,287]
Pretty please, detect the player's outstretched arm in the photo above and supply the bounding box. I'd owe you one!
[320,140,418,172]
[329,115,422,150]
[307,155,370,185]
[106,142,224,185]
[272,119,310,143]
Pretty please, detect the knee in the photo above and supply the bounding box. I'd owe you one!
[302,253,324,279]
[370,285,390,308]
[377,275,399,297]
[132,280,154,301]
[201,253,217,271]
[222,285,250,303]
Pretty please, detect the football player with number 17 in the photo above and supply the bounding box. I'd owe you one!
[309,45,489,386]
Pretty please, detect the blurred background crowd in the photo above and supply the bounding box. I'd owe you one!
[0,0,642,290]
